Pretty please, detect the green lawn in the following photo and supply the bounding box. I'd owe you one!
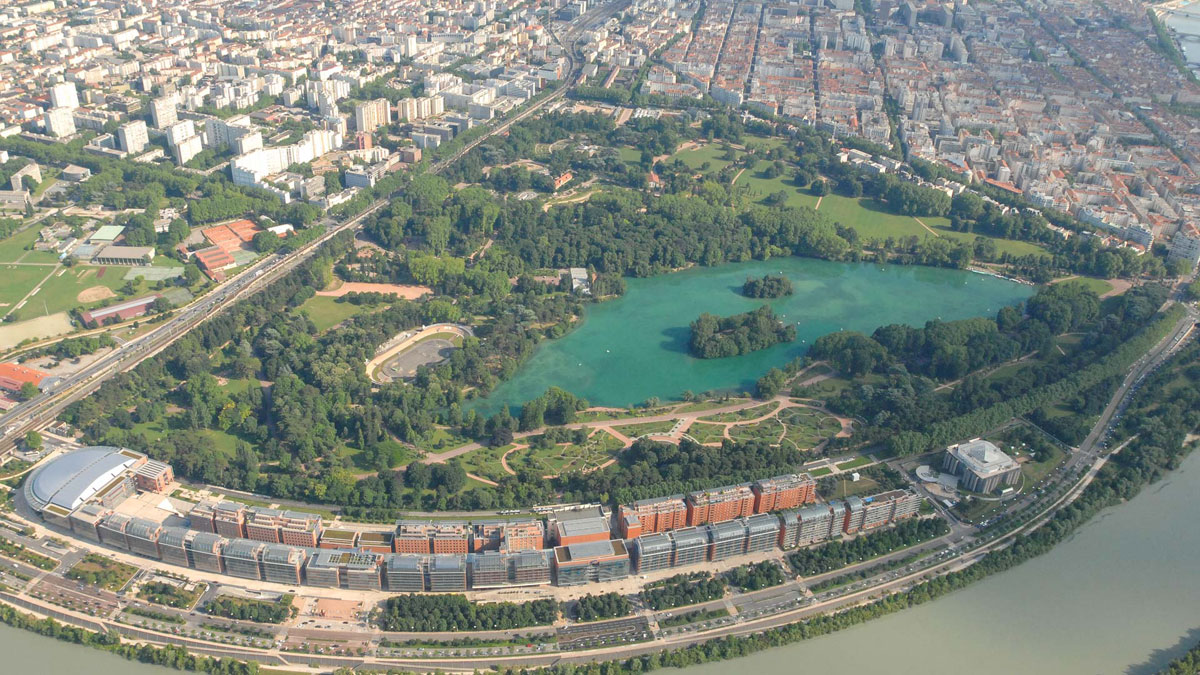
[507,431,623,476]
[734,170,821,209]
[821,475,880,499]
[618,147,643,164]
[0,227,41,263]
[413,427,470,453]
[0,264,50,310]
[1057,277,1113,296]
[295,295,370,332]
[684,422,727,444]
[777,408,842,450]
[816,195,929,240]
[673,143,740,172]
[809,467,832,477]
[924,217,1049,257]
[834,455,873,471]
[9,265,142,322]
[612,419,677,438]
[699,402,779,423]
[728,418,785,444]
[458,444,514,482]
[813,195,1049,258]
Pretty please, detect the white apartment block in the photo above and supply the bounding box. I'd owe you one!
[230,129,343,189]
[117,120,148,154]
[165,120,197,147]
[395,95,444,122]
[354,98,390,133]
[49,82,79,110]
[150,97,178,129]
[173,134,203,167]
[43,107,75,137]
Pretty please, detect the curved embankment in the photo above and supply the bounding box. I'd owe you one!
[366,323,474,383]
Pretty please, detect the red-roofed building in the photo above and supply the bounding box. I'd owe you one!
[202,220,260,254]
[193,246,236,280]
[0,363,49,394]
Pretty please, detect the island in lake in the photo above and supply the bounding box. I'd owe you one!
[689,305,797,359]
[743,274,794,298]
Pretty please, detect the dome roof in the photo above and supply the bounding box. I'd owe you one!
[23,446,140,513]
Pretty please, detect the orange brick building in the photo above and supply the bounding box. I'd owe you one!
[751,473,816,513]
[685,485,755,526]
[619,496,688,537]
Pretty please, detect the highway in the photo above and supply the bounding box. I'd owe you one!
[0,1,630,456]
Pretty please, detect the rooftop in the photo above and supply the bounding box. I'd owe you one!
[951,439,1019,477]
[23,446,142,513]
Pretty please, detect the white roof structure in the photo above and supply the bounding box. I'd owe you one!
[949,439,1018,478]
[23,446,142,513]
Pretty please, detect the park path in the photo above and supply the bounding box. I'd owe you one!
[422,395,854,465]
[912,216,941,237]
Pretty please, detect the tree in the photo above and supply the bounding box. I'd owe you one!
[24,430,42,451]
[810,179,830,196]
[18,381,39,400]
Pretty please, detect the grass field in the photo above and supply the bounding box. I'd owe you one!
[817,195,929,240]
[810,195,1050,258]
[834,455,873,471]
[673,398,748,413]
[734,170,821,209]
[0,264,49,310]
[458,444,514,482]
[295,295,370,332]
[821,475,880,499]
[413,427,471,454]
[0,227,41,263]
[1057,276,1113,296]
[728,418,784,444]
[673,143,741,172]
[8,265,144,322]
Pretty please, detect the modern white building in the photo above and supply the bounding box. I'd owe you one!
[43,106,75,137]
[173,134,203,167]
[942,439,1021,493]
[1168,228,1200,271]
[150,97,178,129]
[230,129,342,191]
[117,119,148,154]
[354,97,390,133]
[49,82,80,110]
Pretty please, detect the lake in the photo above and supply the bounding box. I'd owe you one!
[472,258,1034,414]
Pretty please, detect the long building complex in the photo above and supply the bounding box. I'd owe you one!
[20,448,926,593]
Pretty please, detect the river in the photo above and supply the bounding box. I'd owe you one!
[472,258,1033,414]
[4,449,1198,673]
[686,450,1200,675]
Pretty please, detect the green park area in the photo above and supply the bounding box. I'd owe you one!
[1058,276,1113,296]
[66,553,138,591]
[504,430,624,477]
[0,264,49,310]
[0,227,43,263]
[699,401,779,423]
[777,408,843,450]
[612,419,677,438]
[684,421,727,444]
[295,295,374,332]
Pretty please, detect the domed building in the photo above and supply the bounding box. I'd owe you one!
[22,446,148,526]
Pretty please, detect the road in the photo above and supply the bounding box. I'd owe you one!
[0,0,628,456]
